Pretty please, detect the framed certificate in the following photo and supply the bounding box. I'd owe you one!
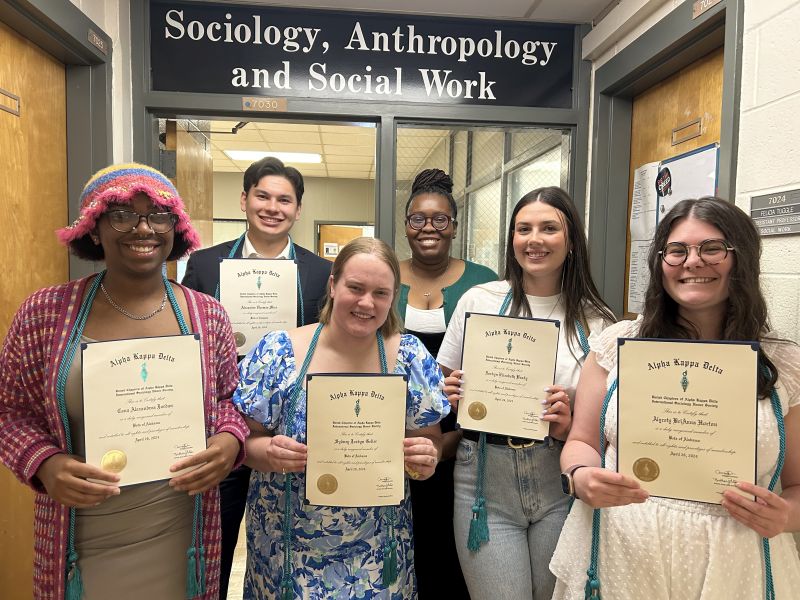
[81,334,207,487]
[219,258,297,352]
[617,338,759,504]
[457,312,560,440]
[305,373,407,507]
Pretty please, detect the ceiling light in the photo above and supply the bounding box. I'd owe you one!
[224,150,322,163]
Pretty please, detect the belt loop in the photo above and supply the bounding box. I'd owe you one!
[547,436,554,448]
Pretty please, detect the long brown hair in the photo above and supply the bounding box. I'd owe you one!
[503,187,615,353]
[640,197,779,397]
[318,237,403,337]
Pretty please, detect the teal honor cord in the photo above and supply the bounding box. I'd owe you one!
[54,271,207,599]
[279,324,397,598]
[583,365,784,600]
[467,289,589,553]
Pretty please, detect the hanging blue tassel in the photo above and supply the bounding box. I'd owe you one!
[65,551,83,600]
[280,575,294,600]
[197,545,207,595]
[584,566,601,599]
[185,547,200,599]
[467,496,489,551]
[467,432,490,551]
[381,538,398,586]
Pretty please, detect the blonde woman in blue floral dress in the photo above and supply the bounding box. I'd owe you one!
[234,238,449,599]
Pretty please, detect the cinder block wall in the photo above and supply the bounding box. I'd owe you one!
[736,0,800,340]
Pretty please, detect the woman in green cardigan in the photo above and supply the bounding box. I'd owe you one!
[398,168,497,599]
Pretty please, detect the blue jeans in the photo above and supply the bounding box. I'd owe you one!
[453,436,569,600]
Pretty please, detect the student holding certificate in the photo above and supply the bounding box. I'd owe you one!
[551,197,800,599]
[0,164,249,600]
[233,238,450,598]
[181,157,331,597]
[437,187,615,600]
[397,168,497,599]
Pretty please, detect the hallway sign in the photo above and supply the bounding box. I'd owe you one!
[149,1,575,108]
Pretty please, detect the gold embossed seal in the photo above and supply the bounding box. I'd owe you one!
[234,332,246,348]
[317,474,338,495]
[467,402,487,420]
[100,450,127,473]
[633,457,660,482]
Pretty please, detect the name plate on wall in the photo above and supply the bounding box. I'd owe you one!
[149,1,574,108]
[751,189,800,237]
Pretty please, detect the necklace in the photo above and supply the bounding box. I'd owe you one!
[100,281,167,320]
[537,293,562,320]
[410,257,450,298]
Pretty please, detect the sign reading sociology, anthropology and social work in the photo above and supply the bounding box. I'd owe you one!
[149,2,575,108]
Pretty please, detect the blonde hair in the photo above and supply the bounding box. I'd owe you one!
[318,237,403,337]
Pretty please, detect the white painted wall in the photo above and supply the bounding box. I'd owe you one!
[736,0,800,338]
[583,0,800,343]
[212,172,375,251]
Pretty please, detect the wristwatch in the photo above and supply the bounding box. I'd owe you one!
[560,464,588,498]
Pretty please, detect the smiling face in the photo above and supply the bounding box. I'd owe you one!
[95,193,174,278]
[661,216,733,318]
[511,201,569,294]
[405,192,456,263]
[328,252,396,339]
[240,175,301,245]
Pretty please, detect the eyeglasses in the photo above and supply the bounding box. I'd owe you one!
[406,213,455,231]
[105,210,178,234]
[658,239,735,266]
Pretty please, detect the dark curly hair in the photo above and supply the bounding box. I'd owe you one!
[640,197,779,397]
[405,168,457,220]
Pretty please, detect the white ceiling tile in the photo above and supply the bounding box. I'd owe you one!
[254,122,321,133]
[260,131,322,145]
[320,133,375,147]
[324,154,373,165]
[324,145,375,157]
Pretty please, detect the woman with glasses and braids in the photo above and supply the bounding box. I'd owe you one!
[437,187,615,600]
[398,168,497,598]
[0,164,248,600]
[550,197,800,599]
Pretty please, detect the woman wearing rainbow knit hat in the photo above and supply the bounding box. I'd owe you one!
[0,164,248,599]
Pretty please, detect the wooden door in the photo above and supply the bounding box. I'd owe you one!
[164,119,213,279]
[624,47,723,317]
[0,19,68,599]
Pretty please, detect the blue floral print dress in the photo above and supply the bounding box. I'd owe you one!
[234,331,450,599]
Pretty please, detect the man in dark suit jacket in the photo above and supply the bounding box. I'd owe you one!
[181,156,331,599]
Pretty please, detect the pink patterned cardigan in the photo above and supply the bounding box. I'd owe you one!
[0,276,249,599]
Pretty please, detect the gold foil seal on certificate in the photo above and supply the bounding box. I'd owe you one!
[467,402,487,420]
[317,474,338,495]
[234,332,246,348]
[100,450,127,473]
[633,457,660,482]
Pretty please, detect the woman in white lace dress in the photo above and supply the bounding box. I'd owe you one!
[550,197,800,599]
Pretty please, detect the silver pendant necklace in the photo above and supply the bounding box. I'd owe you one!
[410,257,450,298]
[100,282,167,321]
